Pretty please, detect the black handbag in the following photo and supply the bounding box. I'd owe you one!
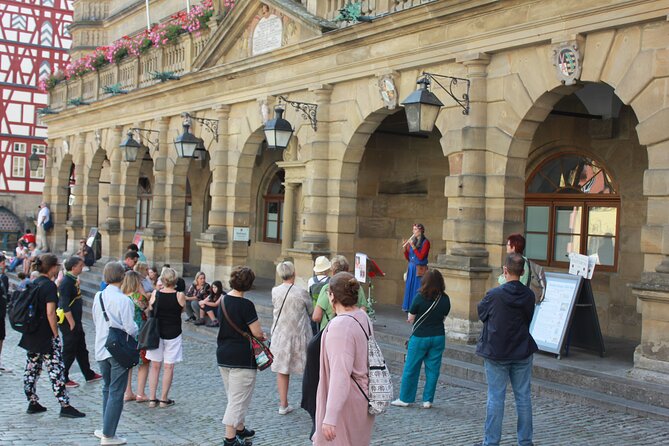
[98,292,140,369]
[137,293,160,350]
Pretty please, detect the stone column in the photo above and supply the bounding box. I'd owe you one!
[197,105,231,280]
[143,116,170,265]
[289,85,332,280]
[64,134,86,254]
[280,182,296,258]
[436,54,492,344]
[99,126,123,261]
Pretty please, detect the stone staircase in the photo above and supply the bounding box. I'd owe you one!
[8,266,669,421]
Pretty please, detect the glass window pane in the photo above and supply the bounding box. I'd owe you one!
[554,235,580,262]
[267,221,278,239]
[525,206,549,232]
[587,236,615,266]
[525,233,548,261]
[588,207,617,236]
[555,206,581,234]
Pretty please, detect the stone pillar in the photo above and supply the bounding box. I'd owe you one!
[99,126,123,261]
[436,54,492,344]
[64,134,86,254]
[143,116,170,265]
[197,105,231,280]
[280,182,296,257]
[288,85,332,281]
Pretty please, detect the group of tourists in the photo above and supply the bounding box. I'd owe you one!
[0,221,544,446]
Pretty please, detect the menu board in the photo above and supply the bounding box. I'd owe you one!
[529,272,583,355]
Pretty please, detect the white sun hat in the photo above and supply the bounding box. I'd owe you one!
[313,256,332,274]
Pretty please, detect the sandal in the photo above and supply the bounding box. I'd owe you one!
[136,395,149,403]
[148,400,159,408]
[124,394,136,402]
[159,399,175,408]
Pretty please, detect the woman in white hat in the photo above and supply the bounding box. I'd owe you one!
[306,256,331,335]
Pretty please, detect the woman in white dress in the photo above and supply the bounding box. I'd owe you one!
[270,261,313,415]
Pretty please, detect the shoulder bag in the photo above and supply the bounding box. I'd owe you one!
[221,296,273,371]
[404,295,441,349]
[137,292,160,350]
[98,292,140,369]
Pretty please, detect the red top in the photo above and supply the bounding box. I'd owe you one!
[20,233,36,244]
[404,239,430,262]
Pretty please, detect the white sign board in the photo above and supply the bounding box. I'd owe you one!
[355,252,367,284]
[233,227,250,242]
[529,272,583,355]
[252,14,283,56]
[568,252,597,279]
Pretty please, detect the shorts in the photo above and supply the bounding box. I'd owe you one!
[145,335,183,364]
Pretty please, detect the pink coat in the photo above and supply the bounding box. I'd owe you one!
[312,309,375,446]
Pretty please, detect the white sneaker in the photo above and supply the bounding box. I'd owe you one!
[422,401,433,409]
[94,430,103,439]
[391,399,410,407]
[278,405,294,415]
[100,436,127,445]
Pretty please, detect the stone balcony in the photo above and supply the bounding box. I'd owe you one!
[298,0,437,22]
[48,28,211,111]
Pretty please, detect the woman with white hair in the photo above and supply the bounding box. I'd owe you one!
[271,261,313,415]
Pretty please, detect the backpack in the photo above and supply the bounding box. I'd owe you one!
[309,275,329,304]
[43,217,53,232]
[8,281,43,334]
[344,314,393,415]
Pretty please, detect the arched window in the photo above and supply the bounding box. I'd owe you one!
[136,177,152,229]
[40,21,53,46]
[524,152,619,270]
[263,170,285,243]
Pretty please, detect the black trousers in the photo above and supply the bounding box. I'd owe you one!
[60,326,95,382]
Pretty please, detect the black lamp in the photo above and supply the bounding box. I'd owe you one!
[28,149,41,172]
[401,77,444,134]
[263,106,294,150]
[174,115,200,158]
[119,131,141,162]
[194,137,208,168]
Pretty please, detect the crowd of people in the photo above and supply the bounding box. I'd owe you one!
[0,227,542,446]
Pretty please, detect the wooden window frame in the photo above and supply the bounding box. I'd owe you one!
[263,198,283,243]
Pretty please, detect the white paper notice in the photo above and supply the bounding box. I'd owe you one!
[587,254,598,279]
[355,252,367,284]
[568,252,589,278]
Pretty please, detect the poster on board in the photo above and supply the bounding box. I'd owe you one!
[355,253,367,283]
[529,272,583,355]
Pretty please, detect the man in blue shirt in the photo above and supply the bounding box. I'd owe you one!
[475,253,538,446]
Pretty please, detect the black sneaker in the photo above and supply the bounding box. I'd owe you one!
[223,437,250,446]
[60,405,86,418]
[236,427,255,440]
[26,402,47,414]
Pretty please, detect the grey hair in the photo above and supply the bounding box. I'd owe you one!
[160,267,178,288]
[103,261,125,285]
[276,261,296,281]
[330,255,349,274]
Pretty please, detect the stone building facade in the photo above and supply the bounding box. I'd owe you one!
[42,0,669,381]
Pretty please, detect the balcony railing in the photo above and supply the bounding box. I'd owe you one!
[49,28,211,111]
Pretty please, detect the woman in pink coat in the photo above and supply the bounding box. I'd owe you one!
[313,272,375,446]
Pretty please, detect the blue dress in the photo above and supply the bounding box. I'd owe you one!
[403,237,430,311]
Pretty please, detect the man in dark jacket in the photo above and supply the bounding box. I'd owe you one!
[476,253,538,446]
[58,256,101,388]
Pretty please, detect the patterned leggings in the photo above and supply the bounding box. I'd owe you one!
[24,336,69,405]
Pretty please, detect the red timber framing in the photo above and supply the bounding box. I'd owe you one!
[0,0,72,194]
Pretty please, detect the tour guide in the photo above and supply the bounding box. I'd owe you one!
[475,253,538,446]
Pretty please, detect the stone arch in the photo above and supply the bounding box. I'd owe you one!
[51,153,74,252]
[83,146,109,231]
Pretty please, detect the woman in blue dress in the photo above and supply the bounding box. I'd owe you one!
[402,223,430,312]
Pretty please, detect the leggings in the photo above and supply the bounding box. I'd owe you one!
[24,336,70,405]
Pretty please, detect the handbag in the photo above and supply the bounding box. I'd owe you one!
[137,292,160,350]
[98,292,140,369]
[404,295,441,349]
[415,265,428,277]
[221,295,273,371]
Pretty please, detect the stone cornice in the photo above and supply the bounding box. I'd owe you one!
[44,0,669,136]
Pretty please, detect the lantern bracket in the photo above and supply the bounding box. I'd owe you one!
[129,128,160,151]
[277,95,318,131]
[181,112,219,142]
[421,72,471,115]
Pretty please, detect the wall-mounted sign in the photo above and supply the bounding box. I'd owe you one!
[233,227,250,242]
[252,13,283,56]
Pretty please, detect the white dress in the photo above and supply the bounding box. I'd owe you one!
[270,283,313,375]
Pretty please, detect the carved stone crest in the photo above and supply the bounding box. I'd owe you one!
[377,74,398,110]
[553,41,583,86]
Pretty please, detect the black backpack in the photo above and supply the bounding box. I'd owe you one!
[8,281,42,334]
[309,276,329,303]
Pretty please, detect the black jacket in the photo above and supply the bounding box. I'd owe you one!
[476,280,538,361]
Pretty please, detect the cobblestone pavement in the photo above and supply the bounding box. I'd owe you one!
[1,319,668,446]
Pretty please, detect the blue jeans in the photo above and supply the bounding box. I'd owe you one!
[399,335,445,403]
[98,357,130,438]
[483,356,533,446]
